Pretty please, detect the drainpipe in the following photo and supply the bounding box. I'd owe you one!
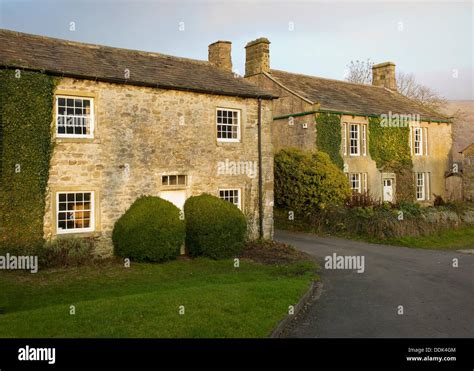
[257,98,264,239]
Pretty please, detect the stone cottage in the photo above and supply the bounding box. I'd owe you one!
[0,29,276,255]
[244,38,453,204]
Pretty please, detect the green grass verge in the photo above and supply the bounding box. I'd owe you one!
[0,258,316,338]
[375,227,474,250]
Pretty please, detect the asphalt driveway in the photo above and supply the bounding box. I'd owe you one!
[275,229,474,338]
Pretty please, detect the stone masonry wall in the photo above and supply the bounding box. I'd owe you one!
[43,77,274,256]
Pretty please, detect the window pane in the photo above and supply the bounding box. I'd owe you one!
[217,109,239,140]
[57,192,93,233]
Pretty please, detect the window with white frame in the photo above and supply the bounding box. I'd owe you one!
[162,175,187,186]
[349,124,360,155]
[56,96,94,138]
[346,123,367,156]
[349,173,361,193]
[217,108,240,142]
[412,127,428,156]
[416,172,425,200]
[413,127,422,156]
[415,172,430,201]
[219,189,241,209]
[56,191,94,234]
[347,172,368,194]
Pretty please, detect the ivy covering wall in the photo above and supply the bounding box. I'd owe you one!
[368,117,414,202]
[0,70,57,252]
[315,113,343,169]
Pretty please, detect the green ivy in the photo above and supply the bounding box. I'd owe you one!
[368,117,414,202]
[315,113,343,169]
[0,70,57,252]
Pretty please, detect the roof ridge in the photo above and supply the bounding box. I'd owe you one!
[270,68,387,91]
[0,28,211,67]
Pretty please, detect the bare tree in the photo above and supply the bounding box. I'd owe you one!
[345,59,373,84]
[397,72,447,111]
[345,60,447,111]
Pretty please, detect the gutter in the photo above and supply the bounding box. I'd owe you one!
[273,108,451,123]
[257,98,264,239]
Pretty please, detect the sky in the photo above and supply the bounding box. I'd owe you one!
[0,0,472,100]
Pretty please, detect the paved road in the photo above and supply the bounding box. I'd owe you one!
[275,230,474,338]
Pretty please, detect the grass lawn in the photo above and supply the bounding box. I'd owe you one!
[376,227,474,250]
[0,257,316,338]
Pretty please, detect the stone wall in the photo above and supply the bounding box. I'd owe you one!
[44,77,274,256]
[245,74,317,153]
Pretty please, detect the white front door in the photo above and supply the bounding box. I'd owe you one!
[160,190,186,210]
[383,179,394,202]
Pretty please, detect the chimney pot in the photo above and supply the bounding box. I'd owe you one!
[372,62,397,90]
[208,41,232,72]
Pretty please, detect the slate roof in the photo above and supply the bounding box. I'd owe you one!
[0,29,276,99]
[269,69,449,121]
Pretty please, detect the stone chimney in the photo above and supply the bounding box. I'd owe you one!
[245,38,270,77]
[208,41,232,72]
[372,62,397,90]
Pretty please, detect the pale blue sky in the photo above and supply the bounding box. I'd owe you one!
[1,0,472,99]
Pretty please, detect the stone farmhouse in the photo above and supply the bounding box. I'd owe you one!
[0,30,455,256]
[243,38,452,204]
[0,30,276,255]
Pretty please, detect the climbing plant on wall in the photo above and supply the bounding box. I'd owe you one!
[315,112,343,169]
[368,117,414,202]
[0,69,57,252]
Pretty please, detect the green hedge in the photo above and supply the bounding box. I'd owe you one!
[274,148,351,213]
[0,70,57,252]
[112,196,185,262]
[315,113,343,169]
[184,194,247,259]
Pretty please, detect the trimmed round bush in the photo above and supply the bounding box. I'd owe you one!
[184,194,247,259]
[112,196,185,262]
